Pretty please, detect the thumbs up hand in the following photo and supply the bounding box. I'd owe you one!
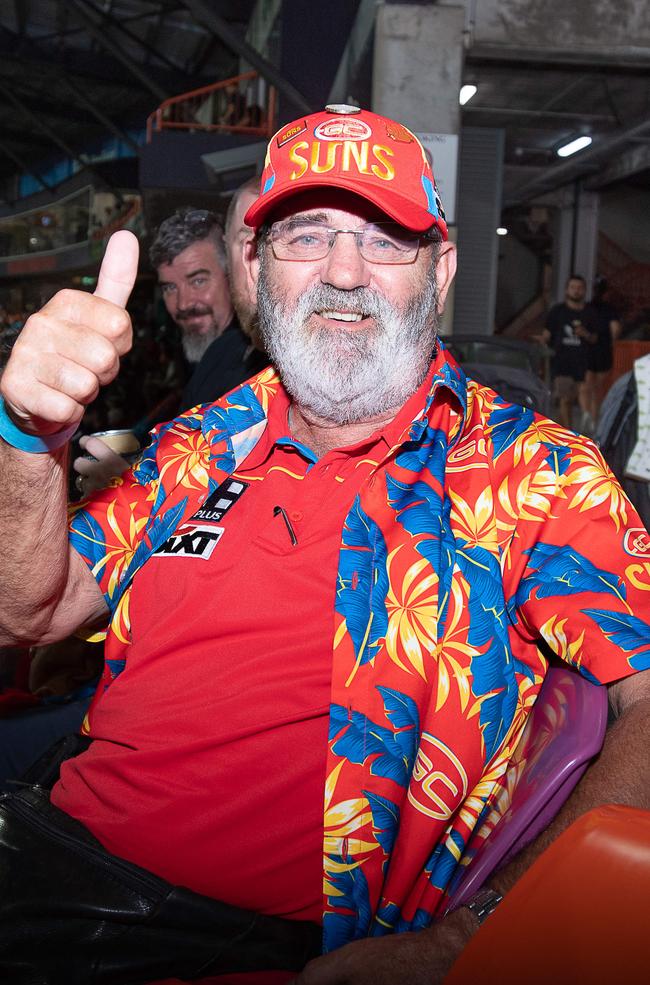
[0,231,138,437]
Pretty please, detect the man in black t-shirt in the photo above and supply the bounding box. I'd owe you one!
[541,274,599,430]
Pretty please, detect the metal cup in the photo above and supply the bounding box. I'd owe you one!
[84,429,142,463]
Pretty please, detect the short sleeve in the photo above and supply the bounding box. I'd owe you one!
[507,437,650,685]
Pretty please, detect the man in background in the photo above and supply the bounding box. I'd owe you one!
[540,274,599,430]
[74,185,265,493]
[150,204,263,412]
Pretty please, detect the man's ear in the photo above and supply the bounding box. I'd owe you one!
[243,236,260,306]
[434,243,457,313]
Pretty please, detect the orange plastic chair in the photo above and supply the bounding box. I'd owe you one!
[444,804,650,985]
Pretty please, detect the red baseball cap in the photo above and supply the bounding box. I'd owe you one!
[244,104,447,239]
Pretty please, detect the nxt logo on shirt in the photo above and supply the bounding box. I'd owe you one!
[154,525,224,561]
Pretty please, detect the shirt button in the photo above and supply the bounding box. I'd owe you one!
[289,510,303,522]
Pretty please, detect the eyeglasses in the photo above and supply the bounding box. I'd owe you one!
[269,220,435,265]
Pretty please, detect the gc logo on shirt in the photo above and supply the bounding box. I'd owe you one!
[407,732,469,820]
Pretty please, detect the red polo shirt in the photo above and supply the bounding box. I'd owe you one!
[55,373,436,983]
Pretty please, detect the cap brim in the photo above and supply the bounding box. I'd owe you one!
[244,172,447,238]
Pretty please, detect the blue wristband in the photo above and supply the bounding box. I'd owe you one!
[0,396,78,453]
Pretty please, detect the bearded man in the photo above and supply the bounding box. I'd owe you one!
[0,106,649,985]
[150,205,265,413]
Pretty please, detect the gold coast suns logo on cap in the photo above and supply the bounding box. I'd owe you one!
[314,117,372,142]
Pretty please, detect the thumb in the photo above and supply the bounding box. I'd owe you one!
[94,230,139,308]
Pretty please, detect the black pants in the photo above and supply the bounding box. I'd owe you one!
[0,786,321,985]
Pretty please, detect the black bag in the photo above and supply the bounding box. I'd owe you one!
[0,786,321,985]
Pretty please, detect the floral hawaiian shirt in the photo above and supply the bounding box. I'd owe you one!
[69,343,650,952]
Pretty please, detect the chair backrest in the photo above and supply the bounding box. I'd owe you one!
[444,665,608,912]
[444,804,650,985]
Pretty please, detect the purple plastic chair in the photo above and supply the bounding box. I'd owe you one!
[445,665,608,912]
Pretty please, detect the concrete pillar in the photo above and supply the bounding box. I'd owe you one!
[372,3,465,336]
[372,3,464,134]
[551,186,600,301]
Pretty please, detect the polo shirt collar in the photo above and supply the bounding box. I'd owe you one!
[199,340,469,465]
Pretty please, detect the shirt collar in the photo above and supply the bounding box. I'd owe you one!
[199,341,468,465]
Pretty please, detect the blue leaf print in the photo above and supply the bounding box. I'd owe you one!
[370,901,401,936]
[456,543,508,647]
[330,704,411,787]
[336,497,390,669]
[324,864,372,942]
[395,425,448,481]
[105,657,126,679]
[394,908,433,933]
[456,540,518,758]
[514,544,627,608]
[323,911,356,952]
[425,828,466,892]
[583,609,650,670]
[386,475,443,540]
[69,509,108,572]
[328,702,350,741]
[376,685,420,769]
[542,442,572,476]
[364,790,401,856]
[488,399,534,458]
[202,383,265,442]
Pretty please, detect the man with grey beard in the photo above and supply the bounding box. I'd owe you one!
[150,205,264,412]
[0,105,648,985]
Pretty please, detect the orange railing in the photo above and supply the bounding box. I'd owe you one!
[146,71,277,143]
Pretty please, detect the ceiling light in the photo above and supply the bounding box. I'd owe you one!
[556,135,592,158]
[459,84,477,106]
[496,227,508,236]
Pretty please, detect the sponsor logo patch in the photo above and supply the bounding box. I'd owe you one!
[154,524,224,560]
[190,478,249,524]
[277,121,307,147]
[314,117,371,142]
[624,528,650,558]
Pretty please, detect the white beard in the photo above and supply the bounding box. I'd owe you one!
[257,256,439,425]
[181,326,219,364]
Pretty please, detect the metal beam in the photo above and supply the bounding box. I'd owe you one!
[505,115,650,207]
[463,106,616,124]
[92,2,190,76]
[0,143,54,193]
[68,0,169,102]
[0,81,121,198]
[178,0,313,114]
[59,77,140,154]
[467,42,650,72]
[585,139,650,190]
[0,82,90,167]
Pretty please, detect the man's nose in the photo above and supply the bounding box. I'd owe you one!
[175,283,193,311]
[320,232,370,290]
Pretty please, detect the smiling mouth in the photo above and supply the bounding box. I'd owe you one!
[318,310,365,323]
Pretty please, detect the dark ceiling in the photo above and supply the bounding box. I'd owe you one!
[0,0,256,194]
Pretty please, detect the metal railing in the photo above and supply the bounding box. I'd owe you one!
[146,70,277,143]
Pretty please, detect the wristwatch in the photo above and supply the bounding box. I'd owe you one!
[463,886,503,924]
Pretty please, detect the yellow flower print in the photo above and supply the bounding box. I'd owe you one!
[157,428,209,492]
[565,444,629,530]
